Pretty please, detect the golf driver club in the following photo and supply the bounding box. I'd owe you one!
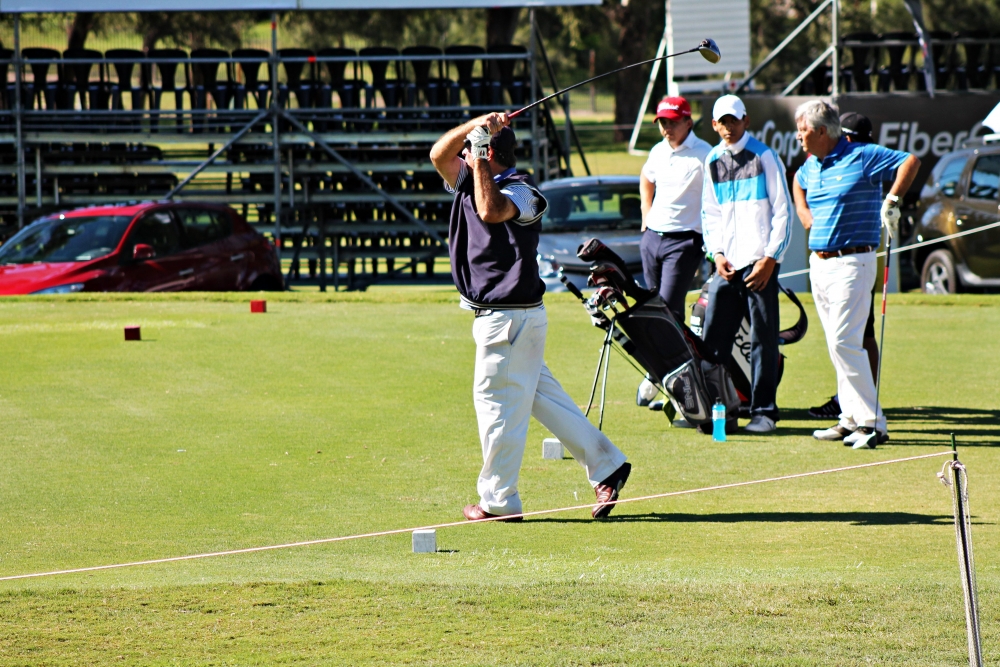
[508,39,721,120]
[855,234,892,450]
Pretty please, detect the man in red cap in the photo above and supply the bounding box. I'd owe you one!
[636,96,712,410]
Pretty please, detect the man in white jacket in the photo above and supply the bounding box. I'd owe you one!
[701,95,792,433]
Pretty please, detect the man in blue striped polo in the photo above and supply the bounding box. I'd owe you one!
[793,100,920,448]
[701,95,793,434]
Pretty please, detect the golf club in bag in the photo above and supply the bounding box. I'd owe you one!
[689,274,809,412]
[565,239,741,434]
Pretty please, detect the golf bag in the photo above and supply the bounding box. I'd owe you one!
[572,239,740,433]
[689,275,809,409]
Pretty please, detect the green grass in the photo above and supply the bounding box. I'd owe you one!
[0,291,998,665]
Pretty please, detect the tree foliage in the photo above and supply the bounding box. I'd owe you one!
[11,0,1000,133]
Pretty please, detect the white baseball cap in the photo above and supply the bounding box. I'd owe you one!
[712,95,747,121]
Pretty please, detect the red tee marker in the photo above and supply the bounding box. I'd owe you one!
[124,326,141,341]
[250,300,266,313]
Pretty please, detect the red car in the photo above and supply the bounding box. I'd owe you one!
[0,202,282,295]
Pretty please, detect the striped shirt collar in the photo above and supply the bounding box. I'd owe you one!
[820,137,851,163]
[721,131,750,156]
[494,167,517,183]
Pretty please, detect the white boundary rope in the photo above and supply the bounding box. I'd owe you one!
[775,220,1000,280]
[0,450,953,583]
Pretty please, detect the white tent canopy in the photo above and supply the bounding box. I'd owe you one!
[1,0,598,11]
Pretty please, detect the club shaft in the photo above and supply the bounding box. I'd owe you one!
[510,47,698,119]
[874,236,891,415]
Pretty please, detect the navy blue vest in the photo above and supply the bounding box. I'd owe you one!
[448,169,547,308]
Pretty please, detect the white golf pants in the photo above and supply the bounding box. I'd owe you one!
[809,251,886,432]
[472,305,627,516]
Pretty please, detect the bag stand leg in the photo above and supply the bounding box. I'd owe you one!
[585,324,615,431]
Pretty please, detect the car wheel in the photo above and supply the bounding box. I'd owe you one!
[249,274,283,291]
[921,249,957,295]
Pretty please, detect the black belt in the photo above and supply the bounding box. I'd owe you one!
[814,245,874,260]
[473,308,494,318]
[647,229,701,239]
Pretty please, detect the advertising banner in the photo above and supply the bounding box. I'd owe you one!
[692,92,1000,199]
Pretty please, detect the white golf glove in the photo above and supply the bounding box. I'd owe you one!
[880,194,901,240]
[466,125,491,161]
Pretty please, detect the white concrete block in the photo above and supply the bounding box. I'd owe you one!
[412,529,436,553]
[542,438,564,460]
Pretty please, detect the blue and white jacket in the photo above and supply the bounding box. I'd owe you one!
[702,133,792,271]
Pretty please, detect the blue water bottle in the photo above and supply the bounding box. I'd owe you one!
[712,398,727,442]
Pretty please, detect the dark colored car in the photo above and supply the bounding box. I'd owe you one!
[536,176,645,292]
[0,202,282,295]
[912,139,1000,293]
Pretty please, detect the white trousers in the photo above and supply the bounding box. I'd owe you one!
[472,306,627,515]
[809,251,886,432]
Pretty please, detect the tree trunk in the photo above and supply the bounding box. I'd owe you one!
[68,12,94,51]
[485,8,521,49]
[605,0,657,141]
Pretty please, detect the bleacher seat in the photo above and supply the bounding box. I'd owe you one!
[22,48,61,111]
[844,32,879,92]
[878,32,917,92]
[148,48,191,132]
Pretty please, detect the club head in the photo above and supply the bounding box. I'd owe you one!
[698,39,722,64]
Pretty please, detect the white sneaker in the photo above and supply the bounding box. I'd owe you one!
[845,427,889,449]
[744,415,776,433]
[812,424,855,441]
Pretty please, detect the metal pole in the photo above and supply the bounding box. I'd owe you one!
[563,94,571,176]
[14,14,25,228]
[318,209,326,293]
[529,10,539,181]
[735,0,835,94]
[164,109,268,199]
[280,111,445,245]
[950,435,984,667]
[35,147,42,207]
[287,147,294,210]
[831,0,840,96]
[271,13,282,262]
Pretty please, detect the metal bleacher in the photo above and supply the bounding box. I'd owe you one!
[3,24,577,290]
[793,31,1000,95]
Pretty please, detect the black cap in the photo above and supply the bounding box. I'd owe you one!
[490,126,516,153]
[840,112,873,143]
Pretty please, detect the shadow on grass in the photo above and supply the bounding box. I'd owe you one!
[778,406,1000,445]
[531,511,987,525]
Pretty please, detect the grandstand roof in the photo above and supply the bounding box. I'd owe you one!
[1,0,598,11]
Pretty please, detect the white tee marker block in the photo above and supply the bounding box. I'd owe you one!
[542,438,564,460]
[412,529,436,553]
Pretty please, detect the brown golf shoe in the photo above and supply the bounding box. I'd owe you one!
[462,504,523,523]
[592,462,632,519]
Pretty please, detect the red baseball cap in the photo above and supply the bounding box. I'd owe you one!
[655,96,691,121]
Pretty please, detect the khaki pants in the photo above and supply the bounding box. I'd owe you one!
[472,305,627,515]
[810,251,886,432]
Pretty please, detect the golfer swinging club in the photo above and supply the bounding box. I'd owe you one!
[430,113,632,522]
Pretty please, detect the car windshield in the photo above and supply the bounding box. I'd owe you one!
[0,216,133,265]
[541,185,642,232]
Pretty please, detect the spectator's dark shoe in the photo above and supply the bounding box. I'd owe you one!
[463,504,523,522]
[809,395,841,419]
[592,462,631,519]
[648,400,665,411]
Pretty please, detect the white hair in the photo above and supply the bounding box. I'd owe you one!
[794,100,842,139]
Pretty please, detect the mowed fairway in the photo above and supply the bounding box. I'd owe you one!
[0,290,997,666]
